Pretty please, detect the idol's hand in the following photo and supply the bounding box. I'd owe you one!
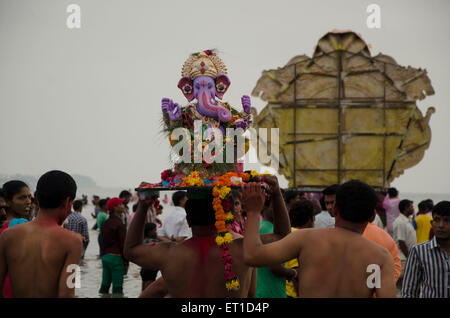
[241,95,251,114]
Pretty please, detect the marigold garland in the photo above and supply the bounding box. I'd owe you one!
[212,182,240,291]
[148,170,265,291]
[210,171,266,290]
[180,171,205,187]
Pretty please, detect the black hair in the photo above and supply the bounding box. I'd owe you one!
[35,171,77,209]
[335,180,378,223]
[231,190,242,201]
[144,222,157,237]
[319,196,326,211]
[172,191,187,207]
[432,201,450,217]
[0,188,4,199]
[119,190,132,198]
[425,199,434,209]
[418,200,431,213]
[387,187,398,198]
[73,200,83,211]
[323,184,339,196]
[283,190,299,204]
[289,199,314,228]
[185,197,215,226]
[2,180,29,201]
[99,199,108,210]
[399,199,413,213]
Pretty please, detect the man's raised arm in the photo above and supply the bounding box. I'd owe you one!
[124,191,171,270]
[262,175,291,238]
[124,199,148,255]
[242,182,297,268]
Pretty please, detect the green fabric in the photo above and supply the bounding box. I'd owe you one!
[97,211,108,233]
[255,220,287,298]
[99,254,125,294]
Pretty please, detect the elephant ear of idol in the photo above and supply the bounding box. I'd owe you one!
[215,74,230,100]
[178,76,194,102]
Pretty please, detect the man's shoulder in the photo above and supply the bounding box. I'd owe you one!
[0,223,22,241]
[67,212,77,219]
[60,227,83,245]
[392,216,403,226]
[315,211,326,219]
[1,219,30,235]
[173,207,187,217]
[416,214,433,223]
[360,234,392,260]
[411,240,432,253]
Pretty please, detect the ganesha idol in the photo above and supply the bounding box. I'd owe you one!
[161,50,252,176]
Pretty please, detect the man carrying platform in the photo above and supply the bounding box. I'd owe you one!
[243,180,396,298]
[124,175,290,298]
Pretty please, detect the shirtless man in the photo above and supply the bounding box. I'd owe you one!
[0,170,82,298]
[125,175,290,298]
[243,180,396,298]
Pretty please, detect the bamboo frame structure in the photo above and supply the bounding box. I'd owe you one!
[251,31,435,191]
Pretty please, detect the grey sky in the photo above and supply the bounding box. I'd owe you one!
[0,0,449,193]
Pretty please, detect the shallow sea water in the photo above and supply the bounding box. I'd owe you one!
[75,203,164,298]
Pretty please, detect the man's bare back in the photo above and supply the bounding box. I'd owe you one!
[292,227,395,297]
[243,181,396,298]
[0,220,82,297]
[155,236,253,298]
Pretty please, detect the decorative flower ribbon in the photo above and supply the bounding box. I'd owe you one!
[213,184,239,290]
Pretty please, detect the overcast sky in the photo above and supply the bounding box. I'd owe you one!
[0,0,449,193]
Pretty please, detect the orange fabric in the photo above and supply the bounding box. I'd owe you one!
[363,222,402,282]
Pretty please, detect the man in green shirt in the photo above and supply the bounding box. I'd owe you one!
[97,199,108,256]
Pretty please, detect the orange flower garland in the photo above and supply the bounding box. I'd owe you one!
[210,172,249,291]
[152,170,264,291]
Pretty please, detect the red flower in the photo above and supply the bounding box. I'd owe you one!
[161,169,173,181]
[224,271,235,280]
[222,199,232,212]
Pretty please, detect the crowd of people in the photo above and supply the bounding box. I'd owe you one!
[0,170,449,298]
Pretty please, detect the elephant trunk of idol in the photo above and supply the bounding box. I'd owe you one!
[197,91,231,123]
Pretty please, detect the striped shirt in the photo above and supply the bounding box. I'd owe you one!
[66,211,90,243]
[401,237,450,298]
